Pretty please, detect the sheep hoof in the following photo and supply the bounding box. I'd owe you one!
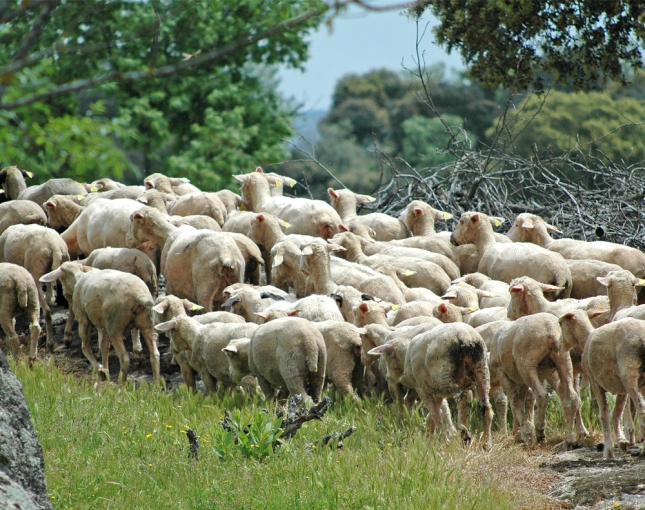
[46,343,55,354]
[97,367,110,382]
[28,356,36,369]
[132,349,144,362]
[64,335,73,347]
[536,429,546,442]
[619,441,630,453]
[460,426,472,446]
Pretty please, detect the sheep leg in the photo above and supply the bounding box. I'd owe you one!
[351,358,365,398]
[175,351,197,391]
[523,368,549,443]
[456,393,472,443]
[130,329,144,361]
[37,286,55,352]
[0,314,20,359]
[622,398,636,446]
[27,314,41,364]
[553,353,580,449]
[625,371,645,456]
[99,328,111,375]
[418,389,443,437]
[333,371,358,402]
[590,378,615,459]
[140,326,160,383]
[492,388,508,435]
[194,283,216,313]
[473,368,494,450]
[45,282,55,308]
[572,374,589,438]
[404,388,419,409]
[201,370,217,396]
[109,332,130,384]
[613,393,630,452]
[498,370,531,443]
[63,297,74,346]
[387,379,406,410]
[255,374,274,400]
[79,318,107,380]
[283,374,309,403]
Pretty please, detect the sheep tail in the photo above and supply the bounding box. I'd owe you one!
[16,278,29,309]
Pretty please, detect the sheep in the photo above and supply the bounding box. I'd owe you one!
[296,237,406,305]
[89,178,125,191]
[0,200,47,235]
[452,272,510,308]
[155,315,258,394]
[263,294,344,322]
[136,189,178,214]
[596,269,645,321]
[222,337,254,386]
[559,311,645,458]
[0,166,29,200]
[329,285,379,324]
[126,206,245,311]
[489,313,580,448]
[144,173,200,195]
[463,307,508,328]
[0,224,69,351]
[213,190,241,214]
[507,213,645,281]
[81,186,146,205]
[43,195,85,231]
[246,316,327,401]
[356,237,460,280]
[353,301,391,328]
[451,211,572,299]
[332,231,454,295]
[234,169,343,239]
[223,233,264,285]
[222,211,257,234]
[61,198,146,258]
[327,188,409,241]
[169,214,222,232]
[389,301,443,326]
[18,177,88,212]
[371,264,443,303]
[441,282,495,311]
[167,192,227,227]
[221,286,290,324]
[152,294,245,390]
[432,302,472,323]
[404,322,493,447]
[271,241,307,296]
[399,200,453,237]
[565,259,623,299]
[71,268,160,382]
[0,262,41,361]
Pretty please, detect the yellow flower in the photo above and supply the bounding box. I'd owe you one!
[387,443,392,446]
[148,463,152,467]
[166,425,173,429]
[146,433,152,439]
[614,504,620,508]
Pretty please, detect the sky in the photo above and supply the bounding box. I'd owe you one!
[278,5,464,113]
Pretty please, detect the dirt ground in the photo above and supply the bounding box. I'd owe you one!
[8,300,645,510]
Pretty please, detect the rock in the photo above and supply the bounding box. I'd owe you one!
[0,350,51,509]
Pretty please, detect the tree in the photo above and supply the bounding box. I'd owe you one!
[401,114,471,168]
[422,1,645,92]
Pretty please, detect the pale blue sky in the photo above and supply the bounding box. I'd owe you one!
[278,7,464,112]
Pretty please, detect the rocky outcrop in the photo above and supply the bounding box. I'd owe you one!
[0,351,51,509]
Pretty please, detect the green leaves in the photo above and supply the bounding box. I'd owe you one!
[213,410,283,460]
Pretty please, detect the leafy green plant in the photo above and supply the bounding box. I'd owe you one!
[213,409,283,460]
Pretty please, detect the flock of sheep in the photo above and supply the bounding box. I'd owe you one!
[1,165,645,458]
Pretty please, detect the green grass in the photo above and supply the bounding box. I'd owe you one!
[15,359,565,510]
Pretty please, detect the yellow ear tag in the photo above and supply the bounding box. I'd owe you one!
[191,304,202,311]
[365,195,376,202]
[275,180,282,187]
[443,212,452,220]
[639,279,645,286]
[404,270,416,276]
[469,306,478,312]
[77,195,85,201]
[288,179,296,187]
[494,219,501,227]
[391,304,400,311]
[26,171,34,178]
[0,190,4,194]
[282,221,291,229]
[239,203,247,211]
[90,186,98,192]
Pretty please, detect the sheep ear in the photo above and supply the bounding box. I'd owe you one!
[233,174,248,183]
[137,196,148,204]
[154,320,177,332]
[545,223,562,234]
[441,292,457,300]
[331,294,342,306]
[413,207,424,218]
[81,265,94,273]
[521,218,535,229]
[256,214,266,224]
[288,310,299,316]
[510,285,524,293]
[327,243,346,253]
[183,300,203,312]
[338,224,349,232]
[260,292,284,301]
[255,167,264,174]
[327,188,339,199]
[470,214,480,223]
[596,276,611,287]
[39,268,62,282]
[133,212,145,220]
[356,194,375,203]
[222,344,239,354]
[358,303,369,314]
[222,295,241,307]
[361,294,375,302]
[369,228,376,237]
[588,309,607,319]
[272,252,284,267]
[353,327,366,335]
[145,181,155,189]
[255,312,270,322]
[368,344,393,355]
[476,290,496,298]
[44,200,56,209]
[489,216,505,227]
[301,246,314,256]
[540,283,565,293]
[560,312,576,322]
[437,303,448,313]
[152,301,169,314]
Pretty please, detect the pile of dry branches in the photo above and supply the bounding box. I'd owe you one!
[365,147,645,249]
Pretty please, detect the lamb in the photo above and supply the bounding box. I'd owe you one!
[0,262,41,361]
[353,301,391,328]
[332,231,454,295]
[559,311,645,458]
[234,169,343,239]
[152,294,245,390]
[0,224,69,351]
[167,192,227,226]
[271,241,307,296]
[126,206,245,311]
[221,286,291,324]
[62,198,146,258]
[70,268,160,382]
[399,200,453,237]
[404,322,493,448]
[0,166,29,200]
[0,200,47,235]
[489,313,580,447]
[18,177,88,212]
[451,211,572,299]
[507,213,645,281]
[329,285,380,324]
[565,259,623,299]
[597,269,645,321]
[452,272,510,308]
[246,317,327,401]
[43,195,85,231]
[432,302,471,323]
[327,188,409,241]
[155,315,258,394]
[290,236,405,305]
[143,173,200,195]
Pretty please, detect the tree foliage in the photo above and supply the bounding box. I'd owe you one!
[0,0,325,187]
[423,0,645,92]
